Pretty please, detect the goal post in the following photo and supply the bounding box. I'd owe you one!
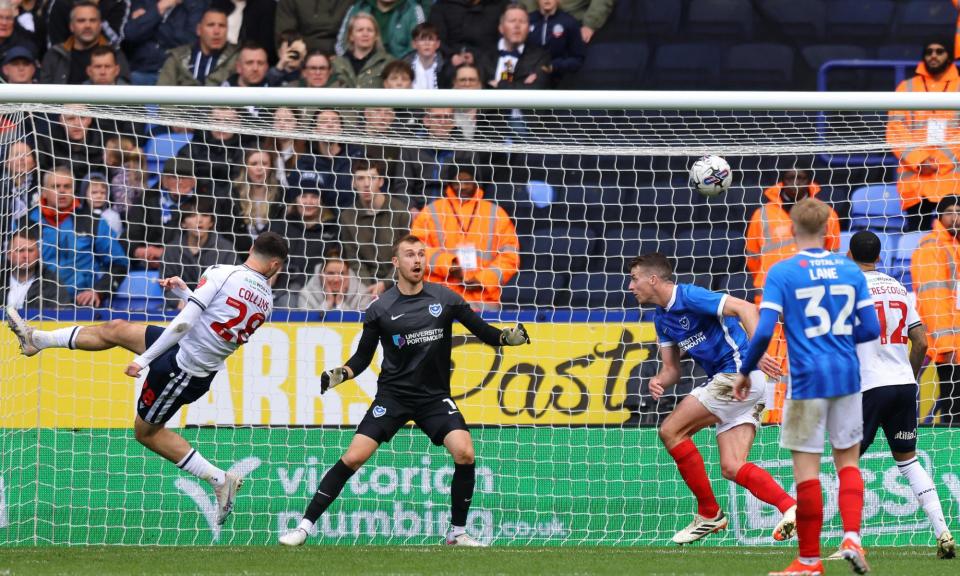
[0,87,957,546]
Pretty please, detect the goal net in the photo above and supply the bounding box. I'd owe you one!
[0,88,957,546]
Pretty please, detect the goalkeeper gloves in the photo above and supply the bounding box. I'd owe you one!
[500,323,531,346]
[320,367,348,393]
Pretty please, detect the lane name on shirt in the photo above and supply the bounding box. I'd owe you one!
[803,257,844,281]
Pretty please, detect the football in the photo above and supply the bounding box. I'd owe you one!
[689,155,733,197]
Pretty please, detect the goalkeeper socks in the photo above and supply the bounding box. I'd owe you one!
[733,463,796,513]
[837,466,864,535]
[450,463,476,527]
[303,459,356,523]
[31,326,81,350]
[796,478,823,559]
[176,449,225,486]
[667,439,720,518]
[898,456,948,538]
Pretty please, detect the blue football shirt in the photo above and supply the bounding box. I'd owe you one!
[653,284,749,378]
[760,249,874,399]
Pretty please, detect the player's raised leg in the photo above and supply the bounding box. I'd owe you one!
[279,433,378,546]
[442,429,485,546]
[6,308,149,356]
[658,395,728,544]
[716,422,797,541]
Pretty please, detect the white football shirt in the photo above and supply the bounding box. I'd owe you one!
[177,264,274,375]
[856,270,922,391]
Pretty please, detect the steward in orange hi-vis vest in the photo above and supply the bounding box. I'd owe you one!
[410,167,520,308]
[887,38,960,230]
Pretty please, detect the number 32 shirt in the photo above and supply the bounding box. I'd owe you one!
[178,264,274,376]
[761,249,873,399]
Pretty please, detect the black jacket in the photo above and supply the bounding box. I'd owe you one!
[477,42,552,90]
[0,266,72,310]
[160,231,238,308]
[429,0,507,60]
[124,189,191,257]
[269,217,339,290]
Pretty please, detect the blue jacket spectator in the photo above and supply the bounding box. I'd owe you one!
[293,109,360,208]
[528,0,583,85]
[25,165,128,307]
[123,0,208,85]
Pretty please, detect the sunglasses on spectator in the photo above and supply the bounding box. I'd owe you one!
[925,47,948,56]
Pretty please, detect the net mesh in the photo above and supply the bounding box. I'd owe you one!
[0,99,956,546]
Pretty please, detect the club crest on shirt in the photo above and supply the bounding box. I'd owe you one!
[428,303,442,317]
[372,405,386,418]
[680,316,690,330]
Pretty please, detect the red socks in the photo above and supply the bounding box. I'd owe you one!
[796,478,824,559]
[734,462,797,513]
[668,439,720,518]
[838,466,864,535]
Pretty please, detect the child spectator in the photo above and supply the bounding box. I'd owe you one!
[381,58,414,88]
[528,0,584,87]
[405,22,450,89]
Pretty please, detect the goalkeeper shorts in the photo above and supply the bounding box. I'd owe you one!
[356,394,469,446]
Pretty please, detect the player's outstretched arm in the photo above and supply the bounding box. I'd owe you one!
[126,301,204,377]
[734,307,779,400]
[721,294,760,337]
[159,276,193,301]
[649,345,681,400]
[454,304,531,347]
[722,294,782,379]
[327,323,379,393]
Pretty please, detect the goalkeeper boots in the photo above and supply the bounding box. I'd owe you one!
[445,532,486,547]
[772,504,798,541]
[938,530,956,559]
[5,307,38,357]
[768,558,824,576]
[279,528,308,547]
[839,536,870,574]
[214,472,243,525]
[671,511,728,545]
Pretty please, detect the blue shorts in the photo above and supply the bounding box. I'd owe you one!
[136,326,216,425]
[860,384,918,455]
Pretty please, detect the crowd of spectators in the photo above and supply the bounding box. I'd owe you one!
[0,0,603,89]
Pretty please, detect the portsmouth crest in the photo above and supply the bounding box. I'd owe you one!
[372,405,387,418]
[680,315,690,330]
[428,303,442,317]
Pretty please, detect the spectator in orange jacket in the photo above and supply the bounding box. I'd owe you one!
[886,38,960,231]
[746,168,842,296]
[410,160,519,309]
[912,195,960,425]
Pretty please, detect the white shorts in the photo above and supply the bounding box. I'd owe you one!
[690,372,767,435]
[780,393,864,454]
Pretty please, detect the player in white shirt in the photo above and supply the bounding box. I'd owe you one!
[4,232,288,527]
[847,231,954,559]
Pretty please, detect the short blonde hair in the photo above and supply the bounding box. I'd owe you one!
[790,197,830,237]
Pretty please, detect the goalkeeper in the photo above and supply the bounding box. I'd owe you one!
[629,253,797,545]
[280,235,530,547]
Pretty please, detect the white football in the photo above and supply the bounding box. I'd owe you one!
[689,155,733,197]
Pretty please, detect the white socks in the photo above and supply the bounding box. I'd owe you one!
[176,449,226,487]
[32,326,80,350]
[297,519,314,532]
[898,457,948,538]
[447,525,466,539]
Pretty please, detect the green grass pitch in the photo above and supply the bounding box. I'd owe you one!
[0,546,955,575]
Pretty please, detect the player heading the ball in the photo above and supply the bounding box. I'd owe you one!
[5,231,290,528]
[735,198,881,576]
[279,235,530,547]
[628,253,797,546]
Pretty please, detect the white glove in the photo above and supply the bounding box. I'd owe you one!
[321,367,347,393]
[500,323,530,346]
